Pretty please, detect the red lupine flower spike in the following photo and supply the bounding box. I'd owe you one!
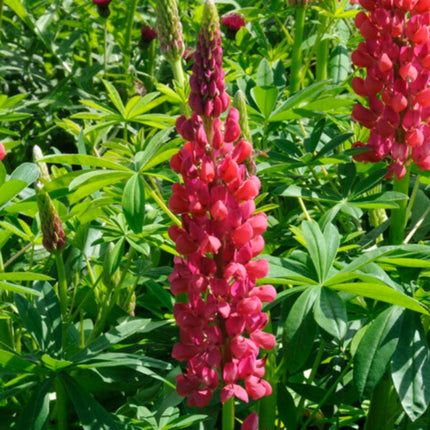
[169,0,275,415]
[351,0,430,178]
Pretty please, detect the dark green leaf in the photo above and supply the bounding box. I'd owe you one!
[16,377,53,430]
[60,373,121,430]
[354,306,403,398]
[391,311,430,421]
[277,383,297,430]
[283,286,320,373]
[122,174,145,234]
[313,287,347,340]
[256,58,274,86]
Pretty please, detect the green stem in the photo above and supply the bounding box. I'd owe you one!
[289,3,306,92]
[404,175,420,228]
[222,397,235,430]
[389,168,410,245]
[363,375,400,430]
[0,250,4,272]
[55,251,68,321]
[0,0,4,42]
[144,177,181,226]
[170,57,190,117]
[315,17,329,81]
[55,377,68,430]
[104,21,108,79]
[123,0,138,90]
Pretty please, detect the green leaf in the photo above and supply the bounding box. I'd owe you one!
[16,377,53,430]
[252,86,278,119]
[329,283,428,315]
[36,282,63,355]
[269,81,328,122]
[283,286,320,373]
[354,306,403,398]
[137,128,172,171]
[10,162,39,185]
[0,281,43,296]
[41,154,131,172]
[71,318,157,362]
[328,44,350,84]
[256,58,274,86]
[103,80,125,116]
[391,311,430,421]
[122,174,145,234]
[313,287,347,340]
[288,382,340,405]
[0,179,28,207]
[106,238,125,276]
[15,293,45,350]
[277,383,297,430]
[0,273,53,282]
[69,170,131,190]
[60,373,121,430]
[0,349,46,374]
[302,220,339,283]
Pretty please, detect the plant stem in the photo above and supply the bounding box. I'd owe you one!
[222,397,235,430]
[104,21,108,79]
[0,0,4,42]
[123,0,138,91]
[363,375,400,430]
[316,18,329,81]
[389,168,410,245]
[170,57,190,116]
[55,251,68,321]
[55,377,68,430]
[289,3,306,92]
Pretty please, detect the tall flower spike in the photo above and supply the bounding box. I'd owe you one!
[155,0,185,64]
[351,0,430,178]
[169,0,275,415]
[189,0,230,119]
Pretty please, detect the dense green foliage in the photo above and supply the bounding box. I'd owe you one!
[1,0,430,429]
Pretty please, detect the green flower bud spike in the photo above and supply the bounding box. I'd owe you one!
[36,185,66,253]
[156,0,185,64]
[233,90,252,144]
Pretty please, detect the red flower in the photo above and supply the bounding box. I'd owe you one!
[221,12,246,33]
[351,0,430,178]
[0,143,5,161]
[140,25,157,47]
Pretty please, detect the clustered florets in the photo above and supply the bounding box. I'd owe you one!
[351,0,430,178]
[168,0,275,414]
[169,108,276,408]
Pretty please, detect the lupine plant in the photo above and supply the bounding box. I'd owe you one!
[1,0,430,429]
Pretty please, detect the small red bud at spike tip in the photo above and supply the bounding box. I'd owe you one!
[168,0,275,415]
[350,0,430,178]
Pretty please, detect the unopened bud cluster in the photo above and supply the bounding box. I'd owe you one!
[351,0,430,178]
[156,0,185,63]
[168,0,275,415]
[36,188,66,252]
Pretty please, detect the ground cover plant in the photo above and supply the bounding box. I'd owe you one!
[1,0,430,429]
